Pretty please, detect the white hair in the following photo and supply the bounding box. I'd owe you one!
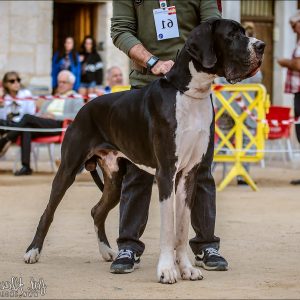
[290,10,300,24]
[58,70,76,84]
[106,66,122,78]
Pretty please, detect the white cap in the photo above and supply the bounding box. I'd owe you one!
[290,10,300,25]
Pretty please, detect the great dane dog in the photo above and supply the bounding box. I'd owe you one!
[24,19,264,284]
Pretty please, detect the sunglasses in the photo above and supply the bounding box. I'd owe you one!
[58,80,70,84]
[7,78,21,84]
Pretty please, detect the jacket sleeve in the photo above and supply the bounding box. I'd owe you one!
[73,54,81,91]
[200,0,222,21]
[110,0,141,56]
[58,98,84,121]
[51,52,59,89]
[24,91,36,115]
[95,53,104,85]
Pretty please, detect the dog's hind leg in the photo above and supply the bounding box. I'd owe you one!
[92,158,126,262]
[175,168,203,281]
[24,133,88,264]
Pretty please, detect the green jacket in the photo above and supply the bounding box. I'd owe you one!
[111,0,221,87]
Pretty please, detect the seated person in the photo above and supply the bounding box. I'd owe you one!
[103,66,124,93]
[0,71,36,128]
[0,70,84,176]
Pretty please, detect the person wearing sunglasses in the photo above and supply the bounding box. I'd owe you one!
[0,70,84,175]
[278,11,300,185]
[0,71,36,152]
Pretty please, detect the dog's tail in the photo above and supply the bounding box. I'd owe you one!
[90,169,104,192]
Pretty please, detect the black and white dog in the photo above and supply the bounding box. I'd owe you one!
[24,19,264,284]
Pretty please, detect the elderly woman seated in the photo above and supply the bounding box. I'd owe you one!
[0,70,84,176]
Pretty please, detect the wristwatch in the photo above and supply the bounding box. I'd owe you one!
[146,56,160,71]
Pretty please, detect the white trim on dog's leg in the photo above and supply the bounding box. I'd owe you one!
[94,225,116,261]
[157,192,177,284]
[24,248,41,264]
[175,176,203,280]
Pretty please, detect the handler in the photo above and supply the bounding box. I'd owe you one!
[278,10,300,185]
[110,0,228,273]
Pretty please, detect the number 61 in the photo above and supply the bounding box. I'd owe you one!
[162,19,173,29]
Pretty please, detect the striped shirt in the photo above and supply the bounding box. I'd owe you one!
[285,41,300,94]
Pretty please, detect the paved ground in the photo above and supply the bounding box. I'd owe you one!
[0,147,300,299]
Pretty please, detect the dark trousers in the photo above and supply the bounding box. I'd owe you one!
[294,92,300,144]
[117,107,220,256]
[0,119,17,136]
[5,114,62,167]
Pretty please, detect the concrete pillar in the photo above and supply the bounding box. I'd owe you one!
[95,2,130,86]
[273,0,297,106]
[222,0,241,22]
[0,1,53,90]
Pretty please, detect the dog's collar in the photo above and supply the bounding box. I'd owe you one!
[163,75,186,94]
[164,75,211,101]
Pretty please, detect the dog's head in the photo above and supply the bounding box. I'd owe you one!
[186,18,265,83]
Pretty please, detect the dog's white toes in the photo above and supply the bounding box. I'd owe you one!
[98,241,117,262]
[102,249,117,262]
[24,248,40,264]
[181,266,203,281]
[157,266,178,284]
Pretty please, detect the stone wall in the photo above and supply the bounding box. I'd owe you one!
[0,0,130,89]
[0,1,53,89]
[95,2,130,85]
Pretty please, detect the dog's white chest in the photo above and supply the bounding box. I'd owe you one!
[175,93,212,173]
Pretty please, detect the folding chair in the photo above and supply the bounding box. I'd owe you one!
[266,106,293,161]
[13,119,73,173]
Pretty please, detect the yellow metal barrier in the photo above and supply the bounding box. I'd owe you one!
[212,84,270,191]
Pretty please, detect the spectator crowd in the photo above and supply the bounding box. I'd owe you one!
[0,9,300,186]
[0,35,126,176]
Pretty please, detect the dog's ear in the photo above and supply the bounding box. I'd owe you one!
[186,21,217,69]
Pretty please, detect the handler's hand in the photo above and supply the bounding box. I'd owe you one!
[151,60,174,75]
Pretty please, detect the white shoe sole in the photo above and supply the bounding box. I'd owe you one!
[110,262,140,274]
[195,260,228,271]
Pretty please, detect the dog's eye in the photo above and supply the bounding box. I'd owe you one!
[229,31,239,38]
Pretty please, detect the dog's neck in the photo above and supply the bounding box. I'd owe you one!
[165,46,216,100]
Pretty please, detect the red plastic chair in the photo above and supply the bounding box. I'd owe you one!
[266,106,293,161]
[13,119,73,172]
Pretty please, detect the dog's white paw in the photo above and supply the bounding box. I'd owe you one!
[24,248,40,264]
[180,265,203,281]
[157,265,178,284]
[98,241,117,262]
[177,251,203,281]
[157,256,178,284]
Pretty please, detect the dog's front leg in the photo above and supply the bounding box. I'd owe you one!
[175,171,203,281]
[156,170,177,284]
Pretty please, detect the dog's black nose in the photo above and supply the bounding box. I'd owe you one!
[254,41,265,54]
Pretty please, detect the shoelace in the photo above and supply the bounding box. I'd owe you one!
[116,249,133,260]
[205,248,221,257]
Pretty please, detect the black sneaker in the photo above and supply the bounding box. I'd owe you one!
[14,166,33,176]
[110,249,140,274]
[290,179,300,185]
[195,247,228,271]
